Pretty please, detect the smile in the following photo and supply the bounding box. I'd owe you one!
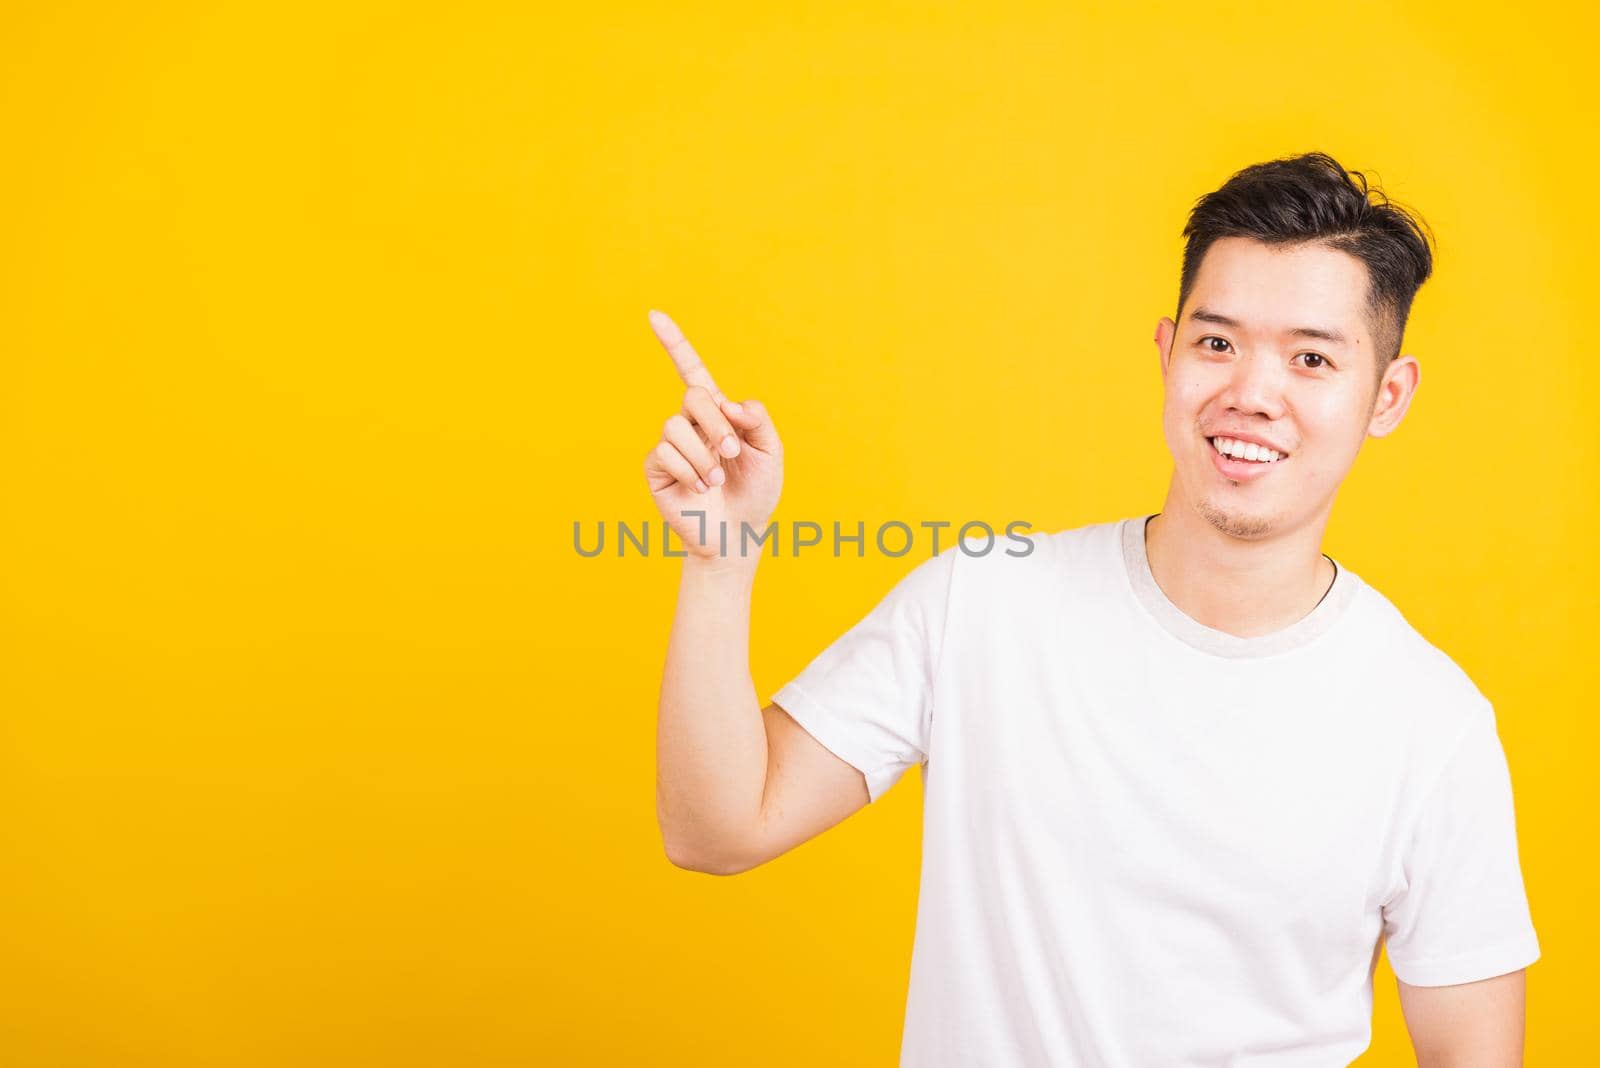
[1209,435,1287,463]
[1206,436,1288,481]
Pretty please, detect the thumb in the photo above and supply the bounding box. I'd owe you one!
[720,396,781,454]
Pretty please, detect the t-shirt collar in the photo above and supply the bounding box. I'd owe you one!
[1121,513,1361,659]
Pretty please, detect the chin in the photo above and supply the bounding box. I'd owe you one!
[1195,497,1279,540]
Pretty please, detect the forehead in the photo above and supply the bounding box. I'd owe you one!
[1186,236,1372,345]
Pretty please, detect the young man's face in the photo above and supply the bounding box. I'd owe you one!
[1154,236,1420,541]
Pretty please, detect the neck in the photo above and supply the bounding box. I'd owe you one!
[1144,490,1336,640]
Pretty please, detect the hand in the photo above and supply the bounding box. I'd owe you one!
[642,310,784,562]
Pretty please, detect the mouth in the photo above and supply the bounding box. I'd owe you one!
[1205,435,1288,481]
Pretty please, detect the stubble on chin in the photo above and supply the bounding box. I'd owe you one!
[1196,496,1274,539]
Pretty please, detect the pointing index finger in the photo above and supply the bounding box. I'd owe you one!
[648,309,725,400]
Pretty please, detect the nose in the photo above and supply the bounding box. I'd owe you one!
[1217,348,1287,421]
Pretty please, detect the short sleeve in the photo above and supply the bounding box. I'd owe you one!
[1381,702,1541,986]
[771,546,958,803]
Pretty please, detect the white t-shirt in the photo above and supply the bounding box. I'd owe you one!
[772,513,1539,1066]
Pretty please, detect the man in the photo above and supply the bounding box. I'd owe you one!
[647,152,1539,1065]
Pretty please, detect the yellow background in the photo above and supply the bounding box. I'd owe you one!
[2,2,1594,1063]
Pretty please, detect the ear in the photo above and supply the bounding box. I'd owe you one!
[1155,317,1176,376]
[1368,354,1421,438]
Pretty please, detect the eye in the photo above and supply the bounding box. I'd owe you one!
[1199,336,1333,370]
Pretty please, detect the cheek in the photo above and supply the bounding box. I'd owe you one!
[1166,377,1220,431]
[1295,388,1370,447]
[1160,380,1212,456]
[1163,369,1212,411]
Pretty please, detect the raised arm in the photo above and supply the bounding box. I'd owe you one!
[645,310,869,875]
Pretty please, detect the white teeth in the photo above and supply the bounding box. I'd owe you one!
[1211,436,1284,463]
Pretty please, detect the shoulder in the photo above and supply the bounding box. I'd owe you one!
[1344,576,1495,738]
[947,514,1121,573]
[943,514,1127,608]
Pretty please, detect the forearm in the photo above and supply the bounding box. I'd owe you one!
[655,553,767,870]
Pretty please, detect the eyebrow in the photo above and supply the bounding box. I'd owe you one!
[1187,306,1350,346]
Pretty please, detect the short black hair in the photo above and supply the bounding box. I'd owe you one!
[1175,152,1436,386]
